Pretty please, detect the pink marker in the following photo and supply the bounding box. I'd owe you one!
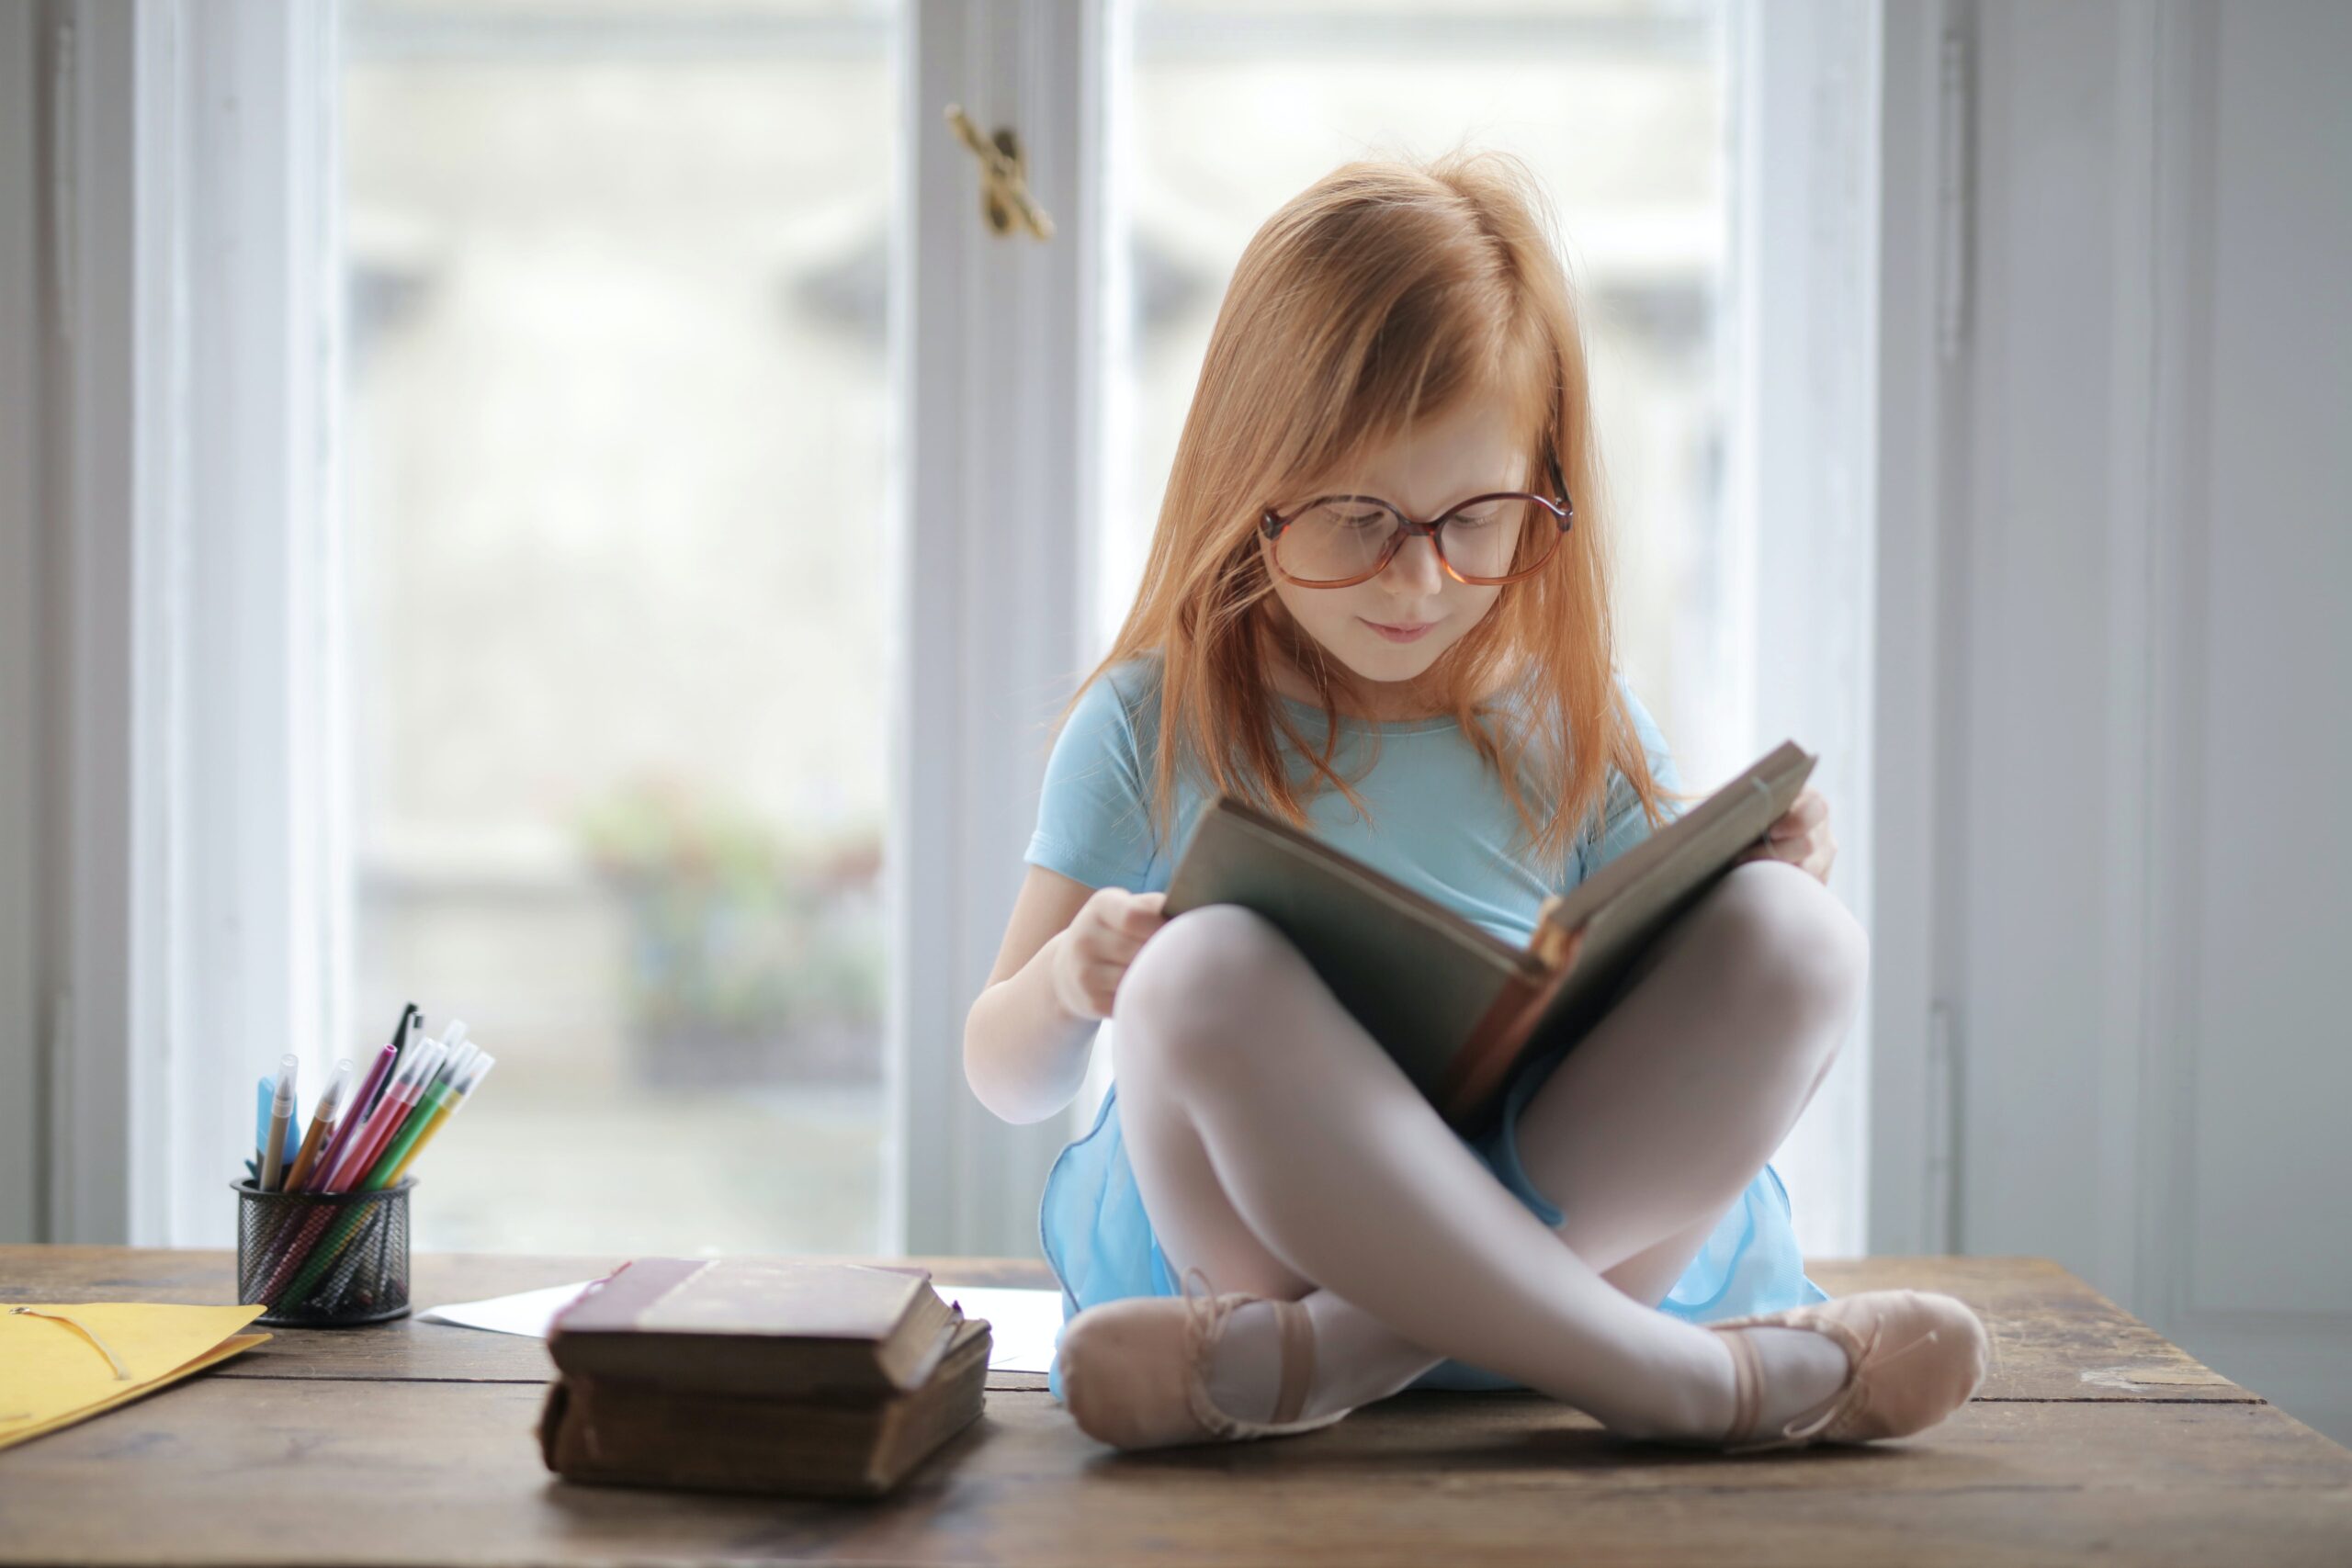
[324,1040,446,1191]
[303,1042,397,1191]
[320,1046,413,1192]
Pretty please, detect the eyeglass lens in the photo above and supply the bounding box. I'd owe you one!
[1274,496,1550,584]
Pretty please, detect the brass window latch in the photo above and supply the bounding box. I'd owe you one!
[944,105,1054,241]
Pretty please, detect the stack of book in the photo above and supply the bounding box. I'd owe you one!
[537,1257,992,1500]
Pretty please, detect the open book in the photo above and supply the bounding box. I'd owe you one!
[1159,739,1818,1135]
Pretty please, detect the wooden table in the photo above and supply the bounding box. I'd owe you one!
[3,1248,2347,1565]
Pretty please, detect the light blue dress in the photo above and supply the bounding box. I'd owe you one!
[1025,653,1828,1400]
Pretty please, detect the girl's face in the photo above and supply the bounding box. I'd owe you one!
[1259,389,1532,715]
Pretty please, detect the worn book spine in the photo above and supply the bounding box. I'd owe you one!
[1435,960,1565,1134]
[1426,891,1586,1134]
[1527,892,1577,966]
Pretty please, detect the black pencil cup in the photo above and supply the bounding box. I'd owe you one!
[233,1178,414,1327]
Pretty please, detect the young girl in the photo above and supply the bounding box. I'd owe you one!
[965,151,1986,1454]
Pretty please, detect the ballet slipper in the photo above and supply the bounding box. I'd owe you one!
[1054,1263,1355,1450]
[1704,1288,1990,1454]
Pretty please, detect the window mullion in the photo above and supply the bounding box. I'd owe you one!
[892,0,1111,1258]
[51,0,342,1246]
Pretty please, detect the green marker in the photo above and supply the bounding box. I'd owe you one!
[279,1038,468,1305]
[366,1072,458,1191]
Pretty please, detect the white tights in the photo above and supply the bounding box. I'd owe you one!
[1107,857,1870,1442]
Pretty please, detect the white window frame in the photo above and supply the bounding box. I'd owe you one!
[18,0,1905,1264]
[1862,0,1961,1258]
[892,0,1116,1257]
[23,0,344,1247]
[0,0,46,1245]
[20,0,1110,1256]
[1724,0,1888,1260]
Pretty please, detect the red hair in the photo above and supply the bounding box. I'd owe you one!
[1046,146,1696,883]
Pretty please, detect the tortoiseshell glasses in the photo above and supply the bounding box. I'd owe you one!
[1258,446,1575,588]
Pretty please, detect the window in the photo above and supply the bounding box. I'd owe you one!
[340,0,899,1254]
[47,0,1871,1261]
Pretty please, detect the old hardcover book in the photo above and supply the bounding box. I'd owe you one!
[537,1315,992,1500]
[548,1257,967,1402]
[1161,739,1818,1136]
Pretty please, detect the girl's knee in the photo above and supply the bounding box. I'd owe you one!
[1113,903,1296,1073]
[1703,860,1870,1035]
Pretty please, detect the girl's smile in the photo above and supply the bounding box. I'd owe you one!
[1360,616,1437,643]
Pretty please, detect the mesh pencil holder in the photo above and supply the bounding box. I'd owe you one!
[233,1178,414,1327]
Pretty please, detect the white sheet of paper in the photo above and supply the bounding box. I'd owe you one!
[925,1281,1065,1375]
[417,1280,595,1337]
[416,1278,1066,1375]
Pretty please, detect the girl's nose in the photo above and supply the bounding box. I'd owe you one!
[1384,532,1446,591]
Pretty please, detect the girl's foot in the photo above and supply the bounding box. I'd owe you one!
[1704,1288,1991,1453]
[1054,1264,1358,1450]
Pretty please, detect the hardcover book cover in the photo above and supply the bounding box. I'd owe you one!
[548,1257,967,1402]
[1161,739,1818,1134]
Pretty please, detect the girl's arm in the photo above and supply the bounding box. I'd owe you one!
[964,864,1114,1125]
[975,663,1166,1122]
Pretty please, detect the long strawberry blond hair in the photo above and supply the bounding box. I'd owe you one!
[1047,146,1695,885]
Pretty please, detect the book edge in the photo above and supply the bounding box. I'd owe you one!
[1171,793,1531,976]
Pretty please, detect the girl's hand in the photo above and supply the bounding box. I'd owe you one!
[1532,896,1590,975]
[1735,784,1837,886]
[1052,887,1169,1022]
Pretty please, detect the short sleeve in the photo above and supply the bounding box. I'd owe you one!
[1582,675,1686,879]
[1023,665,1160,891]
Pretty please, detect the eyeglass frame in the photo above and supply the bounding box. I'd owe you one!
[1257,444,1576,589]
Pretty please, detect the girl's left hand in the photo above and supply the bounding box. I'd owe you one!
[1734,784,1837,886]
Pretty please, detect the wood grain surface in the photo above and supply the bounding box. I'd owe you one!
[1,1247,2345,1565]
[0,1247,1061,1392]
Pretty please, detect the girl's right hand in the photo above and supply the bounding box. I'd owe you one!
[1052,887,1169,1021]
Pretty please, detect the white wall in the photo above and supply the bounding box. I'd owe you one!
[2183,0,2352,1428]
[1917,0,2352,1443]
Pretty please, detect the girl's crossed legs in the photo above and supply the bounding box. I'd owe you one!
[1104,857,1868,1443]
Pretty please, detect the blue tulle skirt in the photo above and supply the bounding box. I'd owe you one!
[1038,1052,1830,1402]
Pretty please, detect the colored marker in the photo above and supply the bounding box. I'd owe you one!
[308,1042,397,1192]
[278,1051,494,1307]
[383,1053,494,1186]
[261,1055,299,1191]
[324,1040,445,1193]
[284,1057,354,1193]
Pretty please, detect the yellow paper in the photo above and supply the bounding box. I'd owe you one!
[0,1302,271,1452]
